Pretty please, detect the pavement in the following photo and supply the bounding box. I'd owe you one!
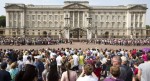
[0,42,149,50]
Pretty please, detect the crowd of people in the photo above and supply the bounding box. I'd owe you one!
[0,37,150,46]
[86,38,150,46]
[0,37,67,45]
[0,47,150,81]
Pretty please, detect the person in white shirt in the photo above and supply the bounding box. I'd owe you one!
[56,54,62,74]
[77,64,98,81]
[72,53,79,72]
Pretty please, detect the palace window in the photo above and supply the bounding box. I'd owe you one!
[32,21,35,27]
[61,15,63,20]
[32,15,35,20]
[27,15,29,20]
[101,15,103,20]
[9,22,12,27]
[123,16,126,20]
[49,15,52,20]
[140,22,143,27]
[49,22,52,27]
[9,13,12,20]
[44,22,47,27]
[123,22,126,28]
[32,32,34,35]
[106,22,109,28]
[38,32,40,35]
[18,22,21,27]
[18,14,21,20]
[44,15,46,20]
[117,22,120,27]
[135,22,138,27]
[14,21,16,27]
[140,14,143,20]
[118,16,120,20]
[95,15,98,20]
[112,16,114,20]
[112,22,115,28]
[14,13,16,20]
[135,14,138,21]
[38,15,41,20]
[106,15,109,20]
[131,14,134,21]
[55,22,58,27]
[131,23,133,27]
[101,22,103,27]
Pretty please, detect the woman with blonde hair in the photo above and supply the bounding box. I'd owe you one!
[9,62,19,81]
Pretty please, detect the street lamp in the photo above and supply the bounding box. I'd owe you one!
[59,26,61,39]
[64,17,70,40]
[64,17,70,27]
[87,17,92,27]
[86,17,92,40]
[131,27,133,39]
[95,26,97,39]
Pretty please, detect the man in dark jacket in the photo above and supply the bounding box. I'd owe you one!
[34,56,44,81]
[0,62,11,81]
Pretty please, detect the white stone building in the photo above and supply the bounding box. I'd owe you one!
[5,1,148,39]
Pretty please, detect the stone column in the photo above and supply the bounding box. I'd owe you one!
[78,11,80,27]
[21,11,25,37]
[87,29,89,39]
[73,11,74,27]
[68,29,70,40]
[21,11,25,28]
[16,12,18,28]
[12,12,14,28]
[6,12,9,28]
[143,13,146,37]
[83,12,85,28]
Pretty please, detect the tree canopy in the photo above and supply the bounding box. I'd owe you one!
[146,25,150,29]
[0,16,6,27]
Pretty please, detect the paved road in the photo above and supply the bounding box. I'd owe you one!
[0,42,149,50]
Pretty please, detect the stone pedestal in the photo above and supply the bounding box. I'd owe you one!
[87,28,92,40]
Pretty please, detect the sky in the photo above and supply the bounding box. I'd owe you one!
[0,0,149,25]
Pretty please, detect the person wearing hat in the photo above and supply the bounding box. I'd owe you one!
[0,62,11,81]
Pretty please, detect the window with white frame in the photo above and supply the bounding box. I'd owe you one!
[44,15,46,20]
[95,15,98,20]
[38,15,41,20]
[9,21,12,27]
[49,22,52,27]
[55,15,57,20]
[112,16,114,20]
[55,22,58,27]
[14,21,16,27]
[140,22,142,27]
[44,22,47,27]
[123,22,126,28]
[112,22,115,28]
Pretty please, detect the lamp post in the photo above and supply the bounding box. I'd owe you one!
[131,27,133,39]
[59,26,61,39]
[64,17,70,40]
[86,17,92,40]
[95,26,97,39]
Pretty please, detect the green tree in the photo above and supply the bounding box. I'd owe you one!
[0,15,6,27]
[146,25,150,29]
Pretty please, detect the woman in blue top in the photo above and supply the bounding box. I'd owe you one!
[9,62,19,81]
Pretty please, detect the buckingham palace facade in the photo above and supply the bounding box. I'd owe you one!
[5,1,148,39]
